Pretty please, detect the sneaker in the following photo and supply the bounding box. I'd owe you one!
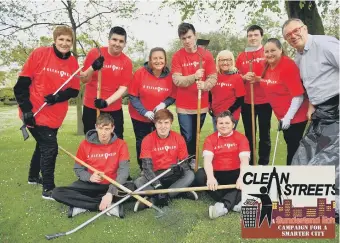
[177,191,198,200]
[28,176,43,185]
[134,196,150,212]
[232,201,242,212]
[106,204,124,218]
[68,206,87,218]
[189,159,196,170]
[42,189,55,201]
[209,202,228,219]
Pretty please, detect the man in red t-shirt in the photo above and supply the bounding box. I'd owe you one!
[81,26,133,139]
[171,23,217,164]
[52,114,132,218]
[133,109,197,211]
[195,111,250,219]
[235,25,272,166]
[13,26,81,200]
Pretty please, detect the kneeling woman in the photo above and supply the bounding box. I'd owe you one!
[195,111,250,219]
[134,109,197,211]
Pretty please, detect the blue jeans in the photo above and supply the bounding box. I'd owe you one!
[212,115,238,132]
[177,113,206,157]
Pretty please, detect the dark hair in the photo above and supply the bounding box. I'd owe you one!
[216,111,236,124]
[148,47,167,69]
[96,113,114,126]
[178,23,196,37]
[109,26,127,42]
[261,38,285,78]
[247,25,264,36]
[154,109,174,123]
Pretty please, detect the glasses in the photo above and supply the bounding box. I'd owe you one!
[284,25,305,40]
[218,58,233,63]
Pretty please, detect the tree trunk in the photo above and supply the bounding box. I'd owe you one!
[285,1,325,35]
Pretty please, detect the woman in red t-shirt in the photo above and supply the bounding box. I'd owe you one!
[259,38,308,165]
[195,111,250,219]
[210,50,245,131]
[128,47,176,171]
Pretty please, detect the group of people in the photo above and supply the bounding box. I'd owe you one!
[14,19,339,221]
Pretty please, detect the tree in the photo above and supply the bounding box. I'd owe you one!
[0,0,137,135]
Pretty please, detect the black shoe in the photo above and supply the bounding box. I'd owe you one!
[28,176,43,185]
[177,191,198,200]
[42,189,55,201]
[134,196,152,212]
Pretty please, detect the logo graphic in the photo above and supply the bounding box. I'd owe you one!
[43,67,71,78]
[241,166,335,239]
[87,152,116,159]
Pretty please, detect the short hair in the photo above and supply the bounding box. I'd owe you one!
[247,25,264,36]
[178,22,196,37]
[53,26,74,43]
[216,110,236,124]
[215,50,237,74]
[154,109,174,123]
[96,113,114,127]
[282,18,305,33]
[109,26,127,42]
[148,47,167,69]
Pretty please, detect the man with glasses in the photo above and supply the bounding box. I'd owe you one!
[235,25,272,166]
[282,18,339,224]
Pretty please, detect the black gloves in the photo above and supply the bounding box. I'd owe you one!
[92,56,104,71]
[23,111,36,126]
[153,193,170,207]
[171,164,184,177]
[44,94,59,105]
[94,98,108,109]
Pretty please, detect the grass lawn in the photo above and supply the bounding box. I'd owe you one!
[0,105,338,243]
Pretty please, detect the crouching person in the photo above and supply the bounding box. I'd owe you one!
[195,111,250,219]
[52,114,132,218]
[134,109,198,212]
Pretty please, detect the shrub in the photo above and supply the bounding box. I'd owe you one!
[0,87,15,102]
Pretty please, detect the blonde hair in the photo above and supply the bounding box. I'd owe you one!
[53,26,74,43]
[215,50,237,74]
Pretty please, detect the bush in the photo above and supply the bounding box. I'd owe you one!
[0,87,15,102]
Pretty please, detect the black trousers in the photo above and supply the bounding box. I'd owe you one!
[131,118,154,170]
[52,180,134,211]
[241,103,272,165]
[28,125,59,191]
[82,105,124,139]
[282,121,307,165]
[195,168,241,211]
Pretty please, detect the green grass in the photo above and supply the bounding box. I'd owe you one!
[0,106,338,243]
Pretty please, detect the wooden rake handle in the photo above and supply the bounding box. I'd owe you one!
[96,70,102,118]
[131,184,237,195]
[58,146,154,208]
[249,62,256,165]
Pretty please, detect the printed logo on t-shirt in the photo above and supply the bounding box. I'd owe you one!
[153,145,177,152]
[181,61,205,68]
[43,67,71,78]
[142,85,170,93]
[214,143,237,150]
[262,79,278,85]
[216,82,233,88]
[87,152,117,159]
[241,57,265,65]
[103,64,124,71]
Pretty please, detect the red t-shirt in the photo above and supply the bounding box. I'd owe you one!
[261,56,308,124]
[235,47,268,104]
[83,47,133,111]
[210,73,246,120]
[203,131,250,171]
[19,46,80,128]
[76,138,130,184]
[140,131,188,171]
[171,47,216,110]
[128,67,176,123]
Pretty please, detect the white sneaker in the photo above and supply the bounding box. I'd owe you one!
[232,201,242,212]
[106,204,124,218]
[68,207,87,218]
[209,202,228,219]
